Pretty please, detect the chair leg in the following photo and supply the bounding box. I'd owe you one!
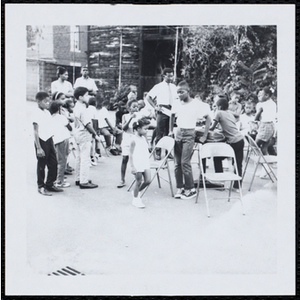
[202,176,210,217]
[156,172,161,188]
[238,180,245,215]
[242,156,250,182]
[228,181,233,202]
[166,161,174,197]
[249,162,260,191]
[127,179,135,192]
[195,171,201,204]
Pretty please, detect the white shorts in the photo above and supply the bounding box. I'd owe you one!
[121,132,133,156]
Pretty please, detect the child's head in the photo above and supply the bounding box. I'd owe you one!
[64,99,75,111]
[244,101,253,115]
[127,99,139,113]
[132,118,150,135]
[36,91,51,110]
[176,81,190,101]
[88,97,96,107]
[258,87,272,102]
[74,87,89,102]
[215,94,229,110]
[49,101,61,115]
[52,92,66,105]
[138,100,145,110]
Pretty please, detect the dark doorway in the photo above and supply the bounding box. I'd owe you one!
[141,39,182,94]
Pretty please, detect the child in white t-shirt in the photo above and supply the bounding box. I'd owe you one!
[129,118,151,208]
[169,81,211,200]
[49,101,71,188]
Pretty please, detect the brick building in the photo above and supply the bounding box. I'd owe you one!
[88,26,182,100]
[26,25,88,101]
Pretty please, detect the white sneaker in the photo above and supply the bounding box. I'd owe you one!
[175,188,185,199]
[55,181,71,188]
[132,197,146,208]
[131,191,145,208]
[90,159,98,166]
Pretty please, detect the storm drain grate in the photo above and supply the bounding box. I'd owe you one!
[48,266,85,276]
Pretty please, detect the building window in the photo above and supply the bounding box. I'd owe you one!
[70,25,80,52]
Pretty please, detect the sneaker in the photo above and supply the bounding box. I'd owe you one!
[175,188,185,199]
[109,148,118,156]
[117,181,126,188]
[55,181,71,188]
[64,170,73,175]
[38,187,52,196]
[79,182,98,189]
[46,185,64,192]
[90,158,98,166]
[132,193,145,208]
[75,180,92,186]
[181,189,197,200]
[154,153,161,161]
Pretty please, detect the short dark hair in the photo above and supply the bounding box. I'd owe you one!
[49,101,61,115]
[52,91,64,101]
[132,118,150,131]
[177,80,190,91]
[74,87,89,100]
[56,66,67,77]
[216,97,229,110]
[36,92,49,102]
[88,97,96,107]
[162,68,173,76]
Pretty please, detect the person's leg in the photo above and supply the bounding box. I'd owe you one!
[133,172,143,198]
[100,127,112,148]
[114,132,122,150]
[155,113,168,157]
[74,140,81,183]
[267,137,277,155]
[139,169,151,192]
[35,139,47,189]
[79,138,91,184]
[174,140,184,189]
[181,130,195,190]
[45,139,58,188]
[256,138,268,155]
[121,155,129,183]
[230,139,244,189]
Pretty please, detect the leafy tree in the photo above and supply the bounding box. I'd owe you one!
[180,25,277,103]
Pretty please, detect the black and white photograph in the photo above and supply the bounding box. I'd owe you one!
[5,4,295,296]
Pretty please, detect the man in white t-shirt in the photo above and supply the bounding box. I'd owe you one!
[169,81,211,200]
[74,66,98,96]
[145,68,178,160]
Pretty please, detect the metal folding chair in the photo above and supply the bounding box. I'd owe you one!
[127,136,175,198]
[242,134,277,191]
[196,143,245,218]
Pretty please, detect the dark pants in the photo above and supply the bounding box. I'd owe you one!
[155,112,170,155]
[229,139,244,188]
[35,138,58,189]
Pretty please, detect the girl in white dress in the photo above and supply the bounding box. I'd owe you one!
[129,119,151,208]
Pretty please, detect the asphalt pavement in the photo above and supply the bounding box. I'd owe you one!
[25,101,277,278]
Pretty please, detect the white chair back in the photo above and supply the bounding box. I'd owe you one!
[200,142,235,160]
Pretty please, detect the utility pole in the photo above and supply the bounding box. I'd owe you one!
[118,30,123,89]
[173,27,179,83]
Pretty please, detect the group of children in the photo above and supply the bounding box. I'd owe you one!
[33,80,277,208]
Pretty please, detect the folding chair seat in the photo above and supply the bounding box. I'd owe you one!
[196,143,245,218]
[127,136,175,198]
[242,134,277,191]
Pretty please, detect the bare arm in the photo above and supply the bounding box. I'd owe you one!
[209,120,218,131]
[199,115,211,143]
[129,139,137,175]
[122,114,136,132]
[33,123,45,157]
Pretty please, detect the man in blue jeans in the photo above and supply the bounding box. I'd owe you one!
[169,81,211,200]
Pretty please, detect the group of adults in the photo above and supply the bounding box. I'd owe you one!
[50,66,98,99]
